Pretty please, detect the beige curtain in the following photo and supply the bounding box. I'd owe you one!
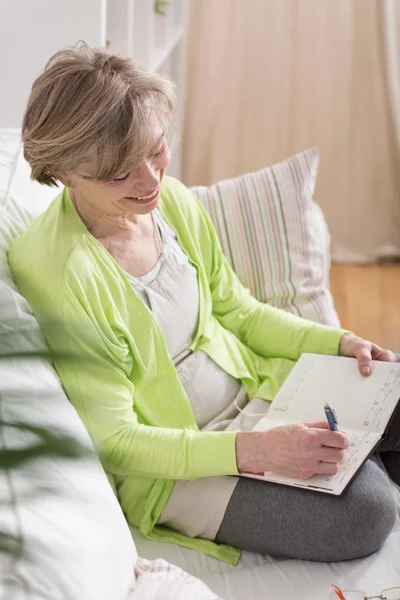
[182,0,400,262]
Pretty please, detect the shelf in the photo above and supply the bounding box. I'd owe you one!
[150,26,184,72]
[105,0,185,178]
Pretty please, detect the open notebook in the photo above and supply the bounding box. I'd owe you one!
[243,353,400,495]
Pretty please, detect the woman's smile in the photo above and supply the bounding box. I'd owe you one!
[124,186,160,204]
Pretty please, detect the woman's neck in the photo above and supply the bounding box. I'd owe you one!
[69,188,145,240]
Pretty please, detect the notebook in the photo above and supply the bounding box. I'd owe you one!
[243,353,400,495]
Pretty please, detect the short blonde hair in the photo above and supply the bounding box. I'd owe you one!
[23,42,176,186]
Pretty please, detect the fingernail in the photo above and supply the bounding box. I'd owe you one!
[362,366,371,376]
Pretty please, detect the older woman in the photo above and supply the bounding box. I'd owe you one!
[9,44,399,565]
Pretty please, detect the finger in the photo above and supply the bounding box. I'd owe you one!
[304,420,330,430]
[371,345,396,363]
[357,343,373,376]
[309,428,350,449]
[313,461,340,476]
[316,447,345,464]
[275,467,316,480]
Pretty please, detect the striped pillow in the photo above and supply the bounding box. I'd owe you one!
[191,148,340,326]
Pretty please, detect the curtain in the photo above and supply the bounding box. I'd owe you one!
[382,0,400,162]
[182,0,400,262]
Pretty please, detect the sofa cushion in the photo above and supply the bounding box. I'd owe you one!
[192,148,340,326]
[0,129,137,600]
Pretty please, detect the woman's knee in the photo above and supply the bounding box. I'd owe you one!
[329,462,397,561]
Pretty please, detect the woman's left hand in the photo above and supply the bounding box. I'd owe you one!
[339,333,396,376]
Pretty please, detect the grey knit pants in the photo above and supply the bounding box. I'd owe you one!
[215,404,400,562]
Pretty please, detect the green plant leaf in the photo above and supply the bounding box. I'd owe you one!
[154,0,169,16]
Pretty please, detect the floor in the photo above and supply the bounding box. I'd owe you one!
[330,263,400,352]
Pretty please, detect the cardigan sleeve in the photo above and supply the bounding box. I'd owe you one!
[54,276,239,481]
[195,199,348,360]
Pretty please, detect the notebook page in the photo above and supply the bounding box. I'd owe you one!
[265,354,400,434]
[245,418,381,494]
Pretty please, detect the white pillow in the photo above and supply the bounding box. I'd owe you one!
[0,129,138,600]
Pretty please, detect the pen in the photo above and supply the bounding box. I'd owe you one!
[324,402,339,431]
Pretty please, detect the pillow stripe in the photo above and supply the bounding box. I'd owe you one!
[191,148,340,328]
[250,182,270,299]
[235,178,258,290]
[296,151,315,289]
[249,175,278,300]
[263,167,297,306]
[269,168,301,315]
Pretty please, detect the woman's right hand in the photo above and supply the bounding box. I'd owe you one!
[235,421,350,479]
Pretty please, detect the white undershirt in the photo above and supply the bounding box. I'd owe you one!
[125,209,242,429]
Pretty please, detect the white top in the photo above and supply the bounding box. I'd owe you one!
[125,209,242,429]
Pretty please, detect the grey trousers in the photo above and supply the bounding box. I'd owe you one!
[215,404,400,562]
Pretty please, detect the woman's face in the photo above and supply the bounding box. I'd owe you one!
[66,130,170,218]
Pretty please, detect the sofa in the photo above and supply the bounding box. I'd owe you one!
[1,128,399,600]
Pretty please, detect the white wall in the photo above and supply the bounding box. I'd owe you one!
[0,0,106,128]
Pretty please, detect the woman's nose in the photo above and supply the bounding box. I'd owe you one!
[135,160,159,189]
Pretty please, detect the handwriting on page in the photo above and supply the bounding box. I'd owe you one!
[268,355,400,433]
[309,430,380,491]
[361,369,400,430]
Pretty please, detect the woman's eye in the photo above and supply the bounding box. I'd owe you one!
[153,144,167,158]
[113,174,129,182]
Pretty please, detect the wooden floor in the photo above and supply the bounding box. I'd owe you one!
[330,264,400,352]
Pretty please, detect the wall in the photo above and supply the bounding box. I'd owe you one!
[0,0,106,128]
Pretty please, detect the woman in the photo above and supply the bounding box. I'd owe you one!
[9,43,399,565]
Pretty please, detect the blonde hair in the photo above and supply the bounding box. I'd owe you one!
[22,42,176,186]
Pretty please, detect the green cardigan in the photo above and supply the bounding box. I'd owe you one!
[9,177,346,563]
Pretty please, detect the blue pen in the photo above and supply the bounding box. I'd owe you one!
[324,402,339,431]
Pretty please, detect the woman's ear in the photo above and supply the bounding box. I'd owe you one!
[53,172,74,188]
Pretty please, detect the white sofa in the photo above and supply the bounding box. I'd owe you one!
[1,129,399,600]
